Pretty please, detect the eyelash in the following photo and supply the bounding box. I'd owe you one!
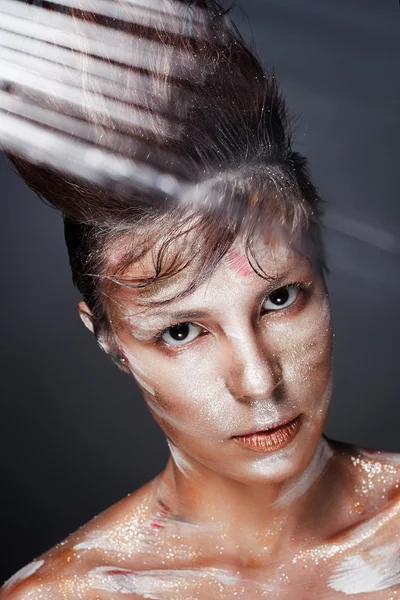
[151,281,309,347]
[260,281,307,314]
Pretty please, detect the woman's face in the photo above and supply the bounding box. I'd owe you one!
[106,235,333,485]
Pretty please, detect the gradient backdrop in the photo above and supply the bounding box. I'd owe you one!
[1,0,399,583]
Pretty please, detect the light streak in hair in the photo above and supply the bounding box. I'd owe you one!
[0,43,191,119]
[0,89,172,167]
[18,0,209,39]
[0,61,178,136]
[0,1,193,74]
[0,36,195,126]
[0,46,144,110]
[0,111,191,203]
[0,28,158,92]
[3,0,394,258]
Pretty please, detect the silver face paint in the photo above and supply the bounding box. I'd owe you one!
[112,239,333,487]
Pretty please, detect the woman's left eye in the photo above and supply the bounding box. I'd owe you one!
[160,322,203,346]
[262,284,299,311]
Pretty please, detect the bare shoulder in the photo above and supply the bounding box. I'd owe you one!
[330,438,400,531]
[336,440,400,487]
[0,479,158,600]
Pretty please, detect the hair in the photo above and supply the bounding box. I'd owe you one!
[7,0,326,344]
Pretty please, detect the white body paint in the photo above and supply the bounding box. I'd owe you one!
[328,542,400,595]
[74,512,223,559]
[3,560,45,589]
[134,372,156,396]
[167,439,194,477]
[119,343,157,396]
[110,240,333,490]
[88,565,277,598]
[127,320,156,342]
[274,438,333,507]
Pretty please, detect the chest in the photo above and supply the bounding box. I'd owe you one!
[84,548,400,599]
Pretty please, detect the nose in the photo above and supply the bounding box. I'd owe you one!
[224,328,283,403]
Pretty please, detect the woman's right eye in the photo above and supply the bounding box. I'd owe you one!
[161,322,202,347]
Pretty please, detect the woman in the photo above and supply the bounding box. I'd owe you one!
[1,0,399,597]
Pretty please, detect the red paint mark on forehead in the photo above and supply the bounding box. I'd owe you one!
[225,247,254,277]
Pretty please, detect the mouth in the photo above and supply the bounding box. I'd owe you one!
[232,415,302,454]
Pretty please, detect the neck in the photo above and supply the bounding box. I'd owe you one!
[157,438,335,554]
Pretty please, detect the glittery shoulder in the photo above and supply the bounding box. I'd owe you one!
[0,481,158,599]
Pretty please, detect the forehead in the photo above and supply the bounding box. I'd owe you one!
[105,232,311,317]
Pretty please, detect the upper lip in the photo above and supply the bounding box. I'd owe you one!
[231,414,301,438]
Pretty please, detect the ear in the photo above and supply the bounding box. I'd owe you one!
[78,301,112,353]
[78,302,130,374]
[78,301,95,334]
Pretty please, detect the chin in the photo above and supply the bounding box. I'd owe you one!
[213,424,325,487]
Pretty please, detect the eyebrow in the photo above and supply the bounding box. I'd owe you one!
[152,309,210,322]
[132,267,305,323]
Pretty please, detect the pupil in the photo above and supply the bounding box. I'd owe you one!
[270,287,289,305]
[170,323,190,341]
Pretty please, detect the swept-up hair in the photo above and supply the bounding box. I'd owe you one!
[7,0,326,340]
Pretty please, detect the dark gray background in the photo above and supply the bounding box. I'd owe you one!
[1,0,399,584]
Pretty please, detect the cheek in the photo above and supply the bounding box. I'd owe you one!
[269,297,333,394]
[119,339,230,436]
[153,354,230,435]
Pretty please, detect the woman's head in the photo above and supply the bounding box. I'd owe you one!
[102,229,332,486]
[8,0,332,485]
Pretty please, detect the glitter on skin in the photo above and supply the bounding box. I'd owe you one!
[26,234,395,599]
[293,499,400,564]
[112,239,333,487]
[12,450,400,598]
[87,565,278,598]
[72,487,216,560]
[359,447,400,465]
[291,452,400,567]
[349,453,400,511]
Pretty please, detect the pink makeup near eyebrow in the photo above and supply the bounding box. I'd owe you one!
[128,267,309,328]
[225,247,254,277]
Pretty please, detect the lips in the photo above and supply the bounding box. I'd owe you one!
[232,415,302,454]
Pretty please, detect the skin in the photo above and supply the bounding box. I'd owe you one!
[1,233,400,599]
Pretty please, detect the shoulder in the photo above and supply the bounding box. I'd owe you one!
[0,550,96,600]
[336,440,400,485]
[319,442,400,595]
[0,480,158,599]
[330,438,400,528]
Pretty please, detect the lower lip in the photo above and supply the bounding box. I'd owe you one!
[232,416,302,454]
